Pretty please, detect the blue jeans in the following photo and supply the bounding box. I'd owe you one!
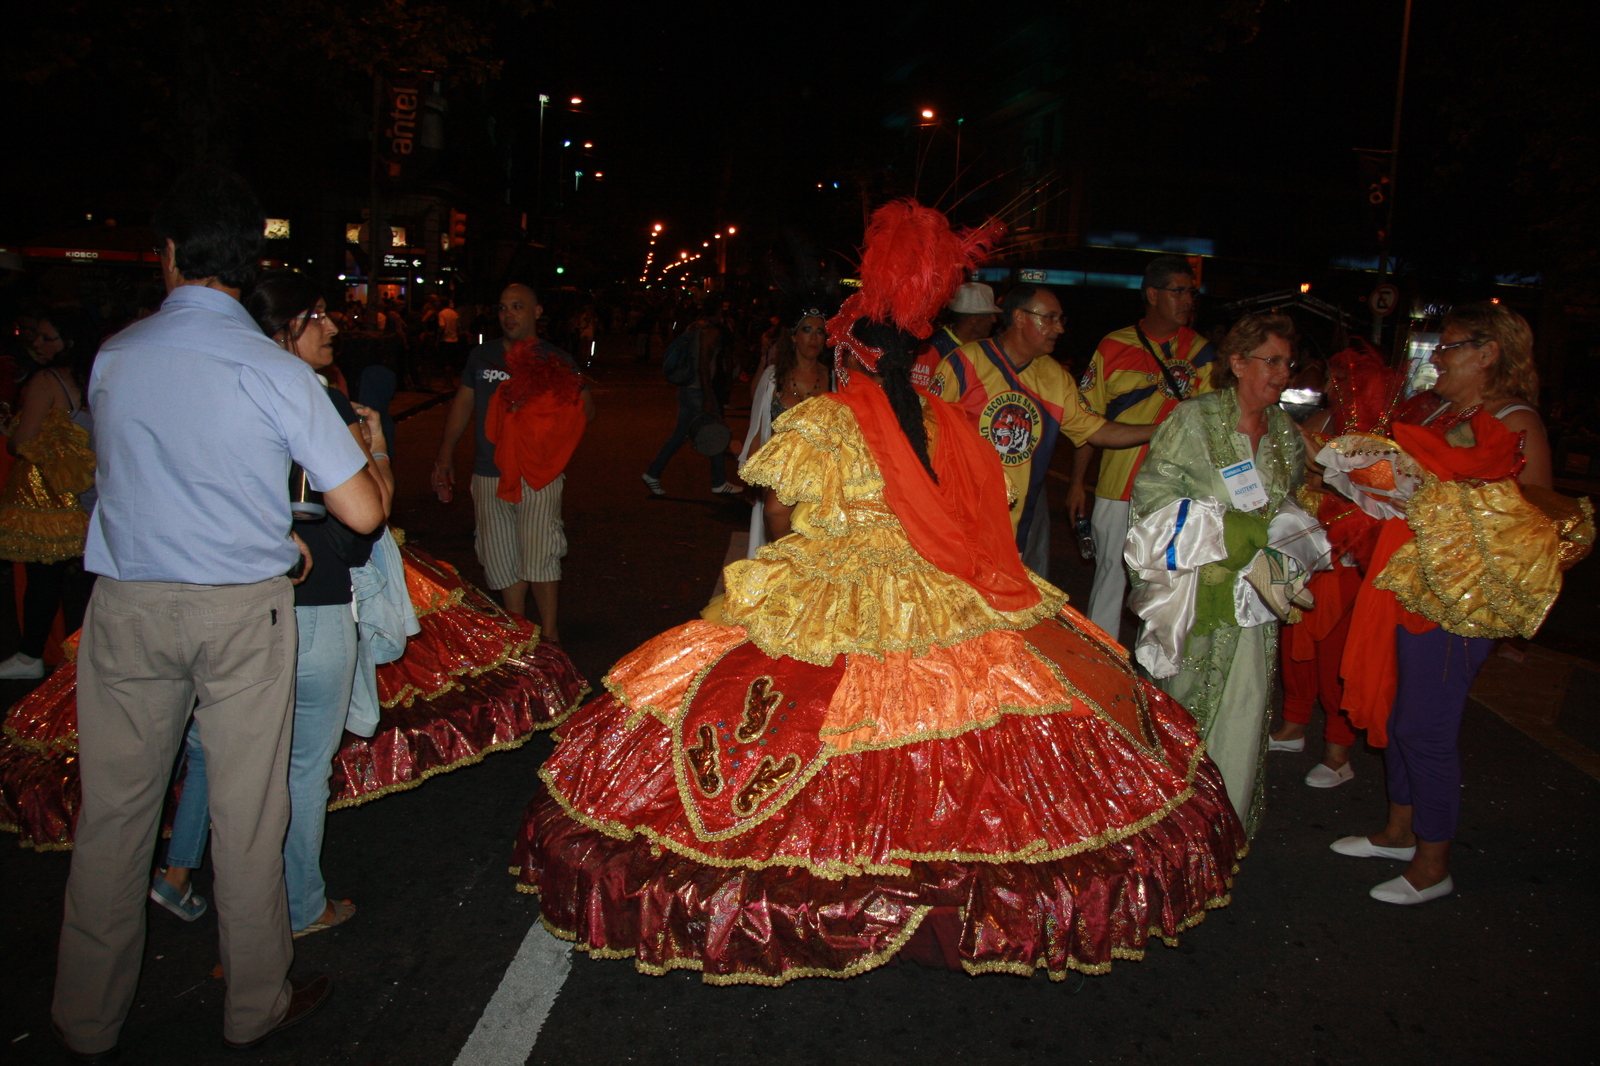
[164,603,360,930]
[646,386,727,486]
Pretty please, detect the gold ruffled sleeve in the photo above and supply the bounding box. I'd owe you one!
[738,397,871,539]
[1374,473,1565,639]
[17,410,95,496]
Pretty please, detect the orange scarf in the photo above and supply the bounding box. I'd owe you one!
[832,377,1040,612]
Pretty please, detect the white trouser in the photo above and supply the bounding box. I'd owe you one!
[1086,497,1131,640]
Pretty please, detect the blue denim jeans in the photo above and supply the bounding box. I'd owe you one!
[646,386,727,486]
[164,602,360,930]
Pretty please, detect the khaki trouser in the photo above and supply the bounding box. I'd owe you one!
[53,576,297,1051]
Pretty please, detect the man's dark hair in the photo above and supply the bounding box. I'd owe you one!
[999,284,1052,332]
[152,167,265,290]
[1142,255,1193,299]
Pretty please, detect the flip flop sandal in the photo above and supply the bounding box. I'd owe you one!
[149,871,208,921]
[293,898,356,938]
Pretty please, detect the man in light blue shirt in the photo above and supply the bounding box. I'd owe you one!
[53,168,384,1058]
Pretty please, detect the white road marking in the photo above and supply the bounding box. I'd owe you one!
[453,921,572,1065]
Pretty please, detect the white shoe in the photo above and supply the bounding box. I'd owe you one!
[1305,762,1355,788]
[1330,835,1416,861]
[711,482,743,495]
[1370,874,1454,905]
[1268,736,1305,752]
[641,473,664,496]
[0,652,44,679]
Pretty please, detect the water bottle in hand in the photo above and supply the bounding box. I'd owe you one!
[1075,517,1096,561]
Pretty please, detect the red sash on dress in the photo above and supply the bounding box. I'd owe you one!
[832,377,1040,612]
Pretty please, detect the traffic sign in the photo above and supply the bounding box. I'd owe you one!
[1370,283,1399,317]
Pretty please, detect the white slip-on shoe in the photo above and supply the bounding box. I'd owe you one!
[1268,736,1306,753]
[1305,762,1355,788]
[1330,835,1416,861]
[1370,874,1454,905]
[0,652,45,680]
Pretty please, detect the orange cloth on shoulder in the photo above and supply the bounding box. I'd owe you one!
[832,376,1040,613]
[485,346,587,502]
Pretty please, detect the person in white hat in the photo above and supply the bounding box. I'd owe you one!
[910,282,1000,393]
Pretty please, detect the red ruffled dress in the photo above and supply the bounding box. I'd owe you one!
[512,380,1245,984]
[0,540,588,851]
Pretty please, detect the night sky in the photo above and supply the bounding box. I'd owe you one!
[1,1,1592,300]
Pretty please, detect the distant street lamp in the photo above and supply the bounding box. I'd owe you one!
[537,94,550,216]
[570,96,582,106]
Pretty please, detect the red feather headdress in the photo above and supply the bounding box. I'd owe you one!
[826,200,1003,371]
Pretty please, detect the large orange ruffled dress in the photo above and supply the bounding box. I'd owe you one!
[512,385,1246,984]
[0,541,588,851]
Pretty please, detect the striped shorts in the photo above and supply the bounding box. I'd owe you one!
[470,473,568,588]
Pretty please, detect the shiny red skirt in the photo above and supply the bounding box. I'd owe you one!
[512,613,1246,984]
[0,544,589,850]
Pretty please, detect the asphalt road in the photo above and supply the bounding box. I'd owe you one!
[3,335,1597,1066]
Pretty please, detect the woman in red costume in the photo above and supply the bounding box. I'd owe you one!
[1328,303,1586,904]
[511,202,1247,984]
[0,538,587,852]
[1269,343,1400,786]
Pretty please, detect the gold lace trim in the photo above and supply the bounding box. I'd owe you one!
[505,901,934,987]
[511,849,1245,984]
[379,627,544,710]
[539,740,1211,881]
[325,682,587,811]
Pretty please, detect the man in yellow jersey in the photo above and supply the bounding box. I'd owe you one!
[931,284,1155,583]
[1069,256,1217,638]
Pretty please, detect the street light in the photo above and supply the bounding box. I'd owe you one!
[582,142,593,149]
[570,96,582,106]
[920,108,935,119]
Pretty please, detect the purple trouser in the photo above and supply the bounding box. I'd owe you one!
[1387,625,1495,843]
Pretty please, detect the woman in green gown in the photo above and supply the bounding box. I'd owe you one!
[1129,313,1304,836]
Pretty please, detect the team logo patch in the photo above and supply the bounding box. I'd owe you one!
[1159,361,1194,399]
[930,373,946,395]
[1079,367,1096,391]
[980,392,1041,465]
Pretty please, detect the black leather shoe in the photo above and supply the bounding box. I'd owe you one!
[223,973,332,1051]
[50,1022,121,1063]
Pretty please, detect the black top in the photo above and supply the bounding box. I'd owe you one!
[292,386,379,607]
